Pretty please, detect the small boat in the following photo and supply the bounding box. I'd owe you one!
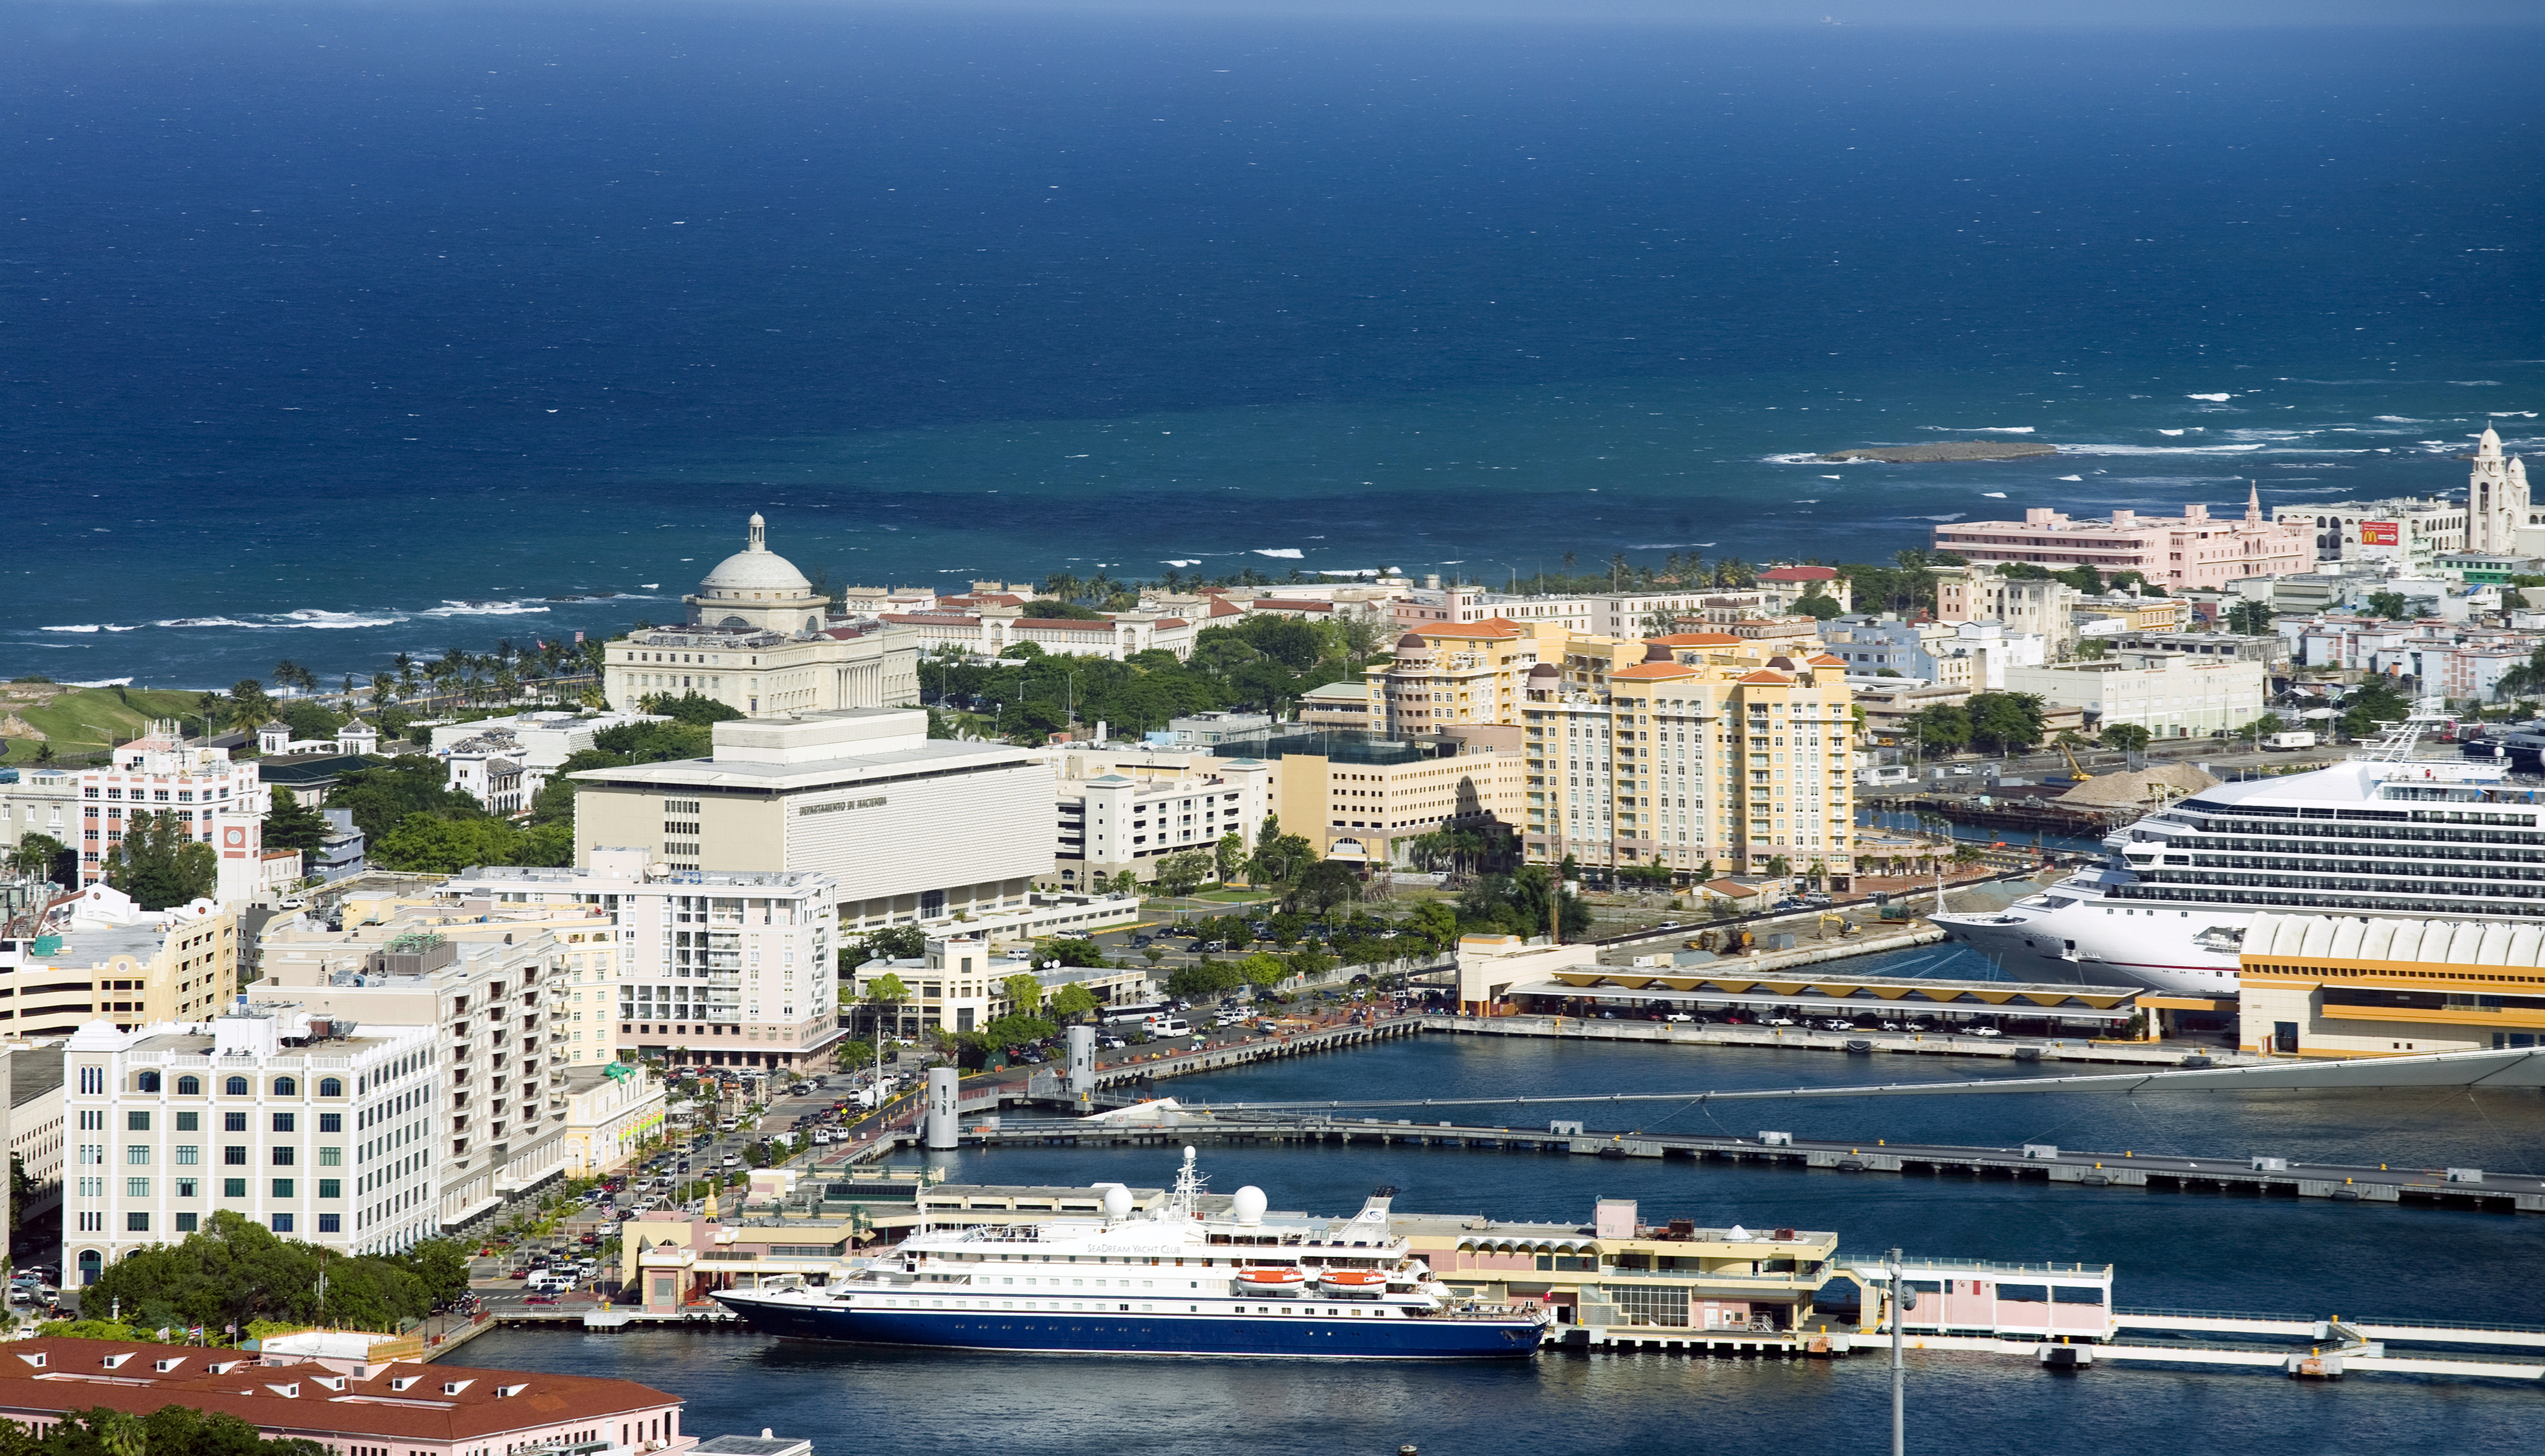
[1237,1266,1308,1290]
[1318,1270,1389,1297]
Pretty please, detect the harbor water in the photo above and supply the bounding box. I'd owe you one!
[465,1035,2545,1455]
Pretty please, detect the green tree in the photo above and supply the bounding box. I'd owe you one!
[1033,937,1110,968]
[2235,713,2288,744]
[2098,722,2152,752]
[104,812,217,909]
[635,690,746,726]
[2225,599,2275,635]
[1963,691,2048,755]
[1000,972,1046,1019]
[1905,703,1972,757]
[260,793,334,854]
[862,971,911,1037]
[1154,849,1214,897]
[1048,982,1100,1023]
[327,758,491,845]
[853,926,928,963]
[2341,677,2414,740]
[1213,832,1245,883]
[2364,590,2413,621]
[1234,952,1288,988]
[1289,859,1363,918]
[4,832,66,882]
[84,1209,431,1332]
[1406,900,1459,948]
[371,814,524,874]
[1167,962,1242,999]
[2057,564,2103,594]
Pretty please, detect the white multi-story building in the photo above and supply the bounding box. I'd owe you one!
[444,852,839,1074]
[253,911,596,1230]
[876,606,1198,662]
[0,768,81,865]
[567,708,1053,931]
[1047,761,1273,892]
[846,932,1148,1040]
[62,1008,441,1283]
[2000,654,2267,738]
[74,723,269,905]
[429,711,663,812]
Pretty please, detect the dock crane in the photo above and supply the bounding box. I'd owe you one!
[2056,736,2093,784]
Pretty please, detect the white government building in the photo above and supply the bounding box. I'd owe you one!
[567,708,1054,931]
[603,513,920,718]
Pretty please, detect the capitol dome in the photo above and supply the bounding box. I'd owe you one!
[699,513,815,599]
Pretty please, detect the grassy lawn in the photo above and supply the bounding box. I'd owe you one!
[0,685,216,763]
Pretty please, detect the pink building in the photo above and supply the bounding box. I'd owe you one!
[1932,487,2310,591]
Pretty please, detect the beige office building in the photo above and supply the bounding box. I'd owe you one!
[568,709,1052,931]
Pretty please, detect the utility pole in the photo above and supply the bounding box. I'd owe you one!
[1889,1246,1906,1456]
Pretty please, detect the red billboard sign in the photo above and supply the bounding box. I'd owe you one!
[2360,521,2400,546]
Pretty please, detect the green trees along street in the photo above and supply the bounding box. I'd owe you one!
[103,813,216,910]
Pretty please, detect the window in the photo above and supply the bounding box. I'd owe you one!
[319,1078,343,1098]
[175,1147,199,1165]
[78,1145,103,1167]
[126,1178,149,1198]
[175,1213,198,1233]
[318,1213,341,1234]
[319,1147,342,1167]
[319,1179,341,1199]
[175,1178,197,1198]
[175,1111,198,1132]
[271,1113,296,1133]
[222,1178,246,1198]
[273,1077,297,1096]
[78,1110,102,1132]
[176,1075,200,1096]
[127,1110,150,1131]
[272,1179,295,1199]
[135,1071,161,1093]
[127,1212,150,1232]
[224,1113,247,1132]
[271,1147,295,1167]
[270,1213,294,1232]
[223,1147,246,1167]
[319,1113,341,1133]
[126,1146,150,1165]
[224,1077,248,1096]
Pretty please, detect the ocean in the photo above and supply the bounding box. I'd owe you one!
[4,9,2539,690]
[457,1034,2545,1455]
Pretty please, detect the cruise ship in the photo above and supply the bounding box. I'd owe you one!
[712,1148,1548,1359]
[1934,704,2545,993]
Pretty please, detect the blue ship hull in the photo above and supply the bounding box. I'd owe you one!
[716,1292,1542,1360]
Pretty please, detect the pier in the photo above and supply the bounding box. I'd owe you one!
[934,1114,2545,1217]
[1430,1013,2231,1068]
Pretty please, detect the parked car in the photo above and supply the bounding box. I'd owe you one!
[722,1154,741,1167]
[525,1294,560,1306]
[1968,1026,2003,1038]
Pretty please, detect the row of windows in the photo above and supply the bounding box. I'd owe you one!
[86,1144,342,1167]
[100,1211,341,1235]
[122,1110,341,1133]
[126,1071,344,1097]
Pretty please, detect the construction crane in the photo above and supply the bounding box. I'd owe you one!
[2056,737,2093,784]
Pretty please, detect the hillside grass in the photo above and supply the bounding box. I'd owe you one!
[1,686,216,763]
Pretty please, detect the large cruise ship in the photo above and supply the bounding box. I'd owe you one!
[712,1149,1548,1359]
[1934,705,2545,993]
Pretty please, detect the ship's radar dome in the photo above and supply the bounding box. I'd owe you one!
[1101,1184,1134,1221]
[1232,1186,1268,1225]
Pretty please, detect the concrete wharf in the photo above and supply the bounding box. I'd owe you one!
[944,1114,2545,1216]
[1431,1012,2241,1068]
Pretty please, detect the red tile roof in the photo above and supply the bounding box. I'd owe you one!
[1759,566,1839,582]
[1611,662,1697,681]
[1015,618,1121,632]
[1736,669,1794,684]
[0,1338,679,1447]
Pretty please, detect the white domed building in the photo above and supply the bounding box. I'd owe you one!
[604,513,920,717]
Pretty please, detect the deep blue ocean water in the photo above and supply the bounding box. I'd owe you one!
[457,1036,2545,1456]
[3,9,2540,685]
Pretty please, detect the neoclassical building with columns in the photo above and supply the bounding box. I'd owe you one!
[604,513,920,718]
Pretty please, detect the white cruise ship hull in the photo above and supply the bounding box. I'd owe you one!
[1933,886,2248,995]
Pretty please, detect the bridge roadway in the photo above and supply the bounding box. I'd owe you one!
[951,1114,2545,1216]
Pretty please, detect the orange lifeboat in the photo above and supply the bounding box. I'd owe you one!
[1317,1269,1389,1296]
[1236,1267,1308,1290]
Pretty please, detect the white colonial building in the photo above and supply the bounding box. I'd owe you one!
[77,723,270,906]
[603,515,921,719]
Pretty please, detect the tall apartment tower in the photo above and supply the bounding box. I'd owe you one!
[2467,425,2530,554]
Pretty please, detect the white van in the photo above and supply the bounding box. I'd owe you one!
[525,1272,576,1293]
[1147,1017,1193,1038]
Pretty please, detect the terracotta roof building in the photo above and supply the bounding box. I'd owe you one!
[0,1337,692,1456]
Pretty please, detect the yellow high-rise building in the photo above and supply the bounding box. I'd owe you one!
[1520,641,1857,886]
